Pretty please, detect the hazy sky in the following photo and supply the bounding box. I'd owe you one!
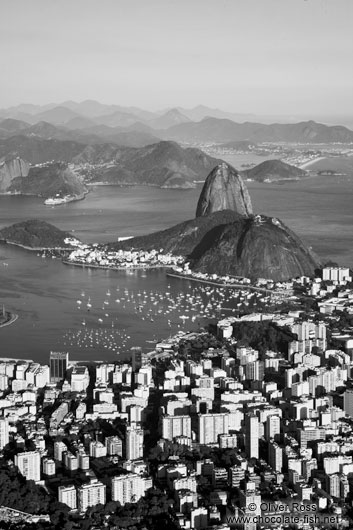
[1,0,352,117]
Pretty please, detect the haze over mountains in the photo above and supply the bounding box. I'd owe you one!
[0,100,352,200]
[1,101,353,149]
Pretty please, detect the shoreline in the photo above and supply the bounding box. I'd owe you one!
[166,271,286,295]
[62,259,172,271]
[0,311,18,329]
[0,240,72,252]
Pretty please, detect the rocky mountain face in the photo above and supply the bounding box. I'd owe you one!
[241,159,307,182]
[8,162,87,199]
[196,162,253,217]
[189,214,319,281]
[0,155,30,192]
[0,219,76,249]
[111,162,319,281]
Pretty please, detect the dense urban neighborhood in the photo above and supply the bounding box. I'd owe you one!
[1,266,353,529]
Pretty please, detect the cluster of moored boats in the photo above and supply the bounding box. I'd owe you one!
[61,280,272,355]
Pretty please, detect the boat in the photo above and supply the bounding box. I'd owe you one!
[44,195,72,206]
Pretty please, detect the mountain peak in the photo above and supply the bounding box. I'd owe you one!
[196,162,253,218]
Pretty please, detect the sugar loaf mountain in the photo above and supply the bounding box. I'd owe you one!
[111,162,320,281]
[0,162,320,282]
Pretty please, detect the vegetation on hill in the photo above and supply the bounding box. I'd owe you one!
[85,141,221,188]
[232,321,298,355]
[107,210,241,255]
[189,214,319,281]
[8,161,87,199]
[0,219,76,249]
[241,159,307,182]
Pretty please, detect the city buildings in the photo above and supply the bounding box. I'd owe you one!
[0,417,9,450]
[15,451,41,482]
[111,473,146,505]
[49,351,69,383]
[77,480,106,512]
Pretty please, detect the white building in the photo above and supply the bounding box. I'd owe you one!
[71,366,90,392]
[245,413,259,459]
[89,441,107,458]
[78,479,106,512]
[111,473,146,505]
[198,413,229,445]
[126,426,144,460]
[0,417,9,450]
[162,415,192,440]
[15,451,41,482]
[54,440,67,461]
[59,484,77,510]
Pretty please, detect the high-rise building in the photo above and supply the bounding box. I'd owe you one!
[268,441,283,472]
[265,415,281,441]
[15,451,41,482]
[50,351,69,383]
[105,436,123,456]
[245,413,259,460]
[325,473,340,499]
[71,366,90,392]
[78,479,106,511]
[54,440,67,461]
[59,485,77,510]
[162,415,192,441]
[344,389,353,418]
[42,457,56,476]
[89,441,107,458]
[197,413,229,445]
[0,417,9,450]
[63,452,78,471]
[111,473,146,505]
[131,347,148,372]
[126,426,144,460]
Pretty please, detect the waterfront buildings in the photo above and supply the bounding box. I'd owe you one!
[1,266,353,527]
[49,351,69,383]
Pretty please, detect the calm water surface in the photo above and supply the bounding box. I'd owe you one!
[0,173,352,363]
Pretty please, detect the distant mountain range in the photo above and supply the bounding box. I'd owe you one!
[1,101,352,148]
[164,118,353,144]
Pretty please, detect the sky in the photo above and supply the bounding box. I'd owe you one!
[1,0,352,118]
